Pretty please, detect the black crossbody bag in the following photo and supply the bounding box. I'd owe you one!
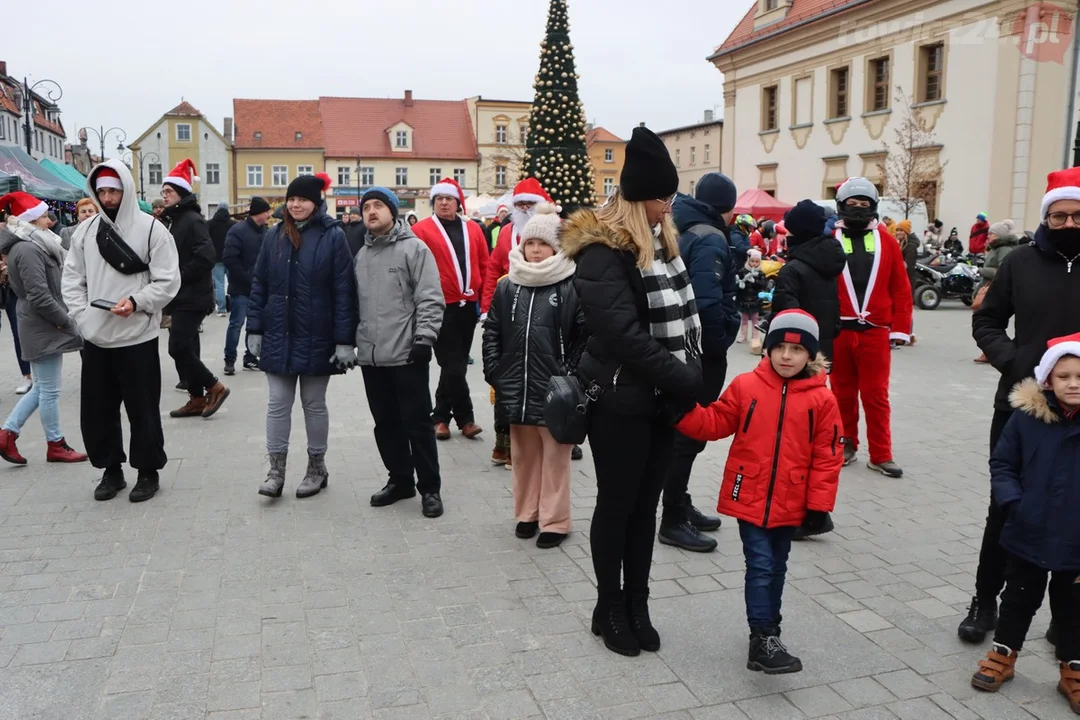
[95,217,153,275]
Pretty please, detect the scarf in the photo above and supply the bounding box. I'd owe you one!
[639,237,701,363]
[507,244,576,287]
[8,218,66,266]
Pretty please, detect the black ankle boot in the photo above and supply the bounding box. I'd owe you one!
[591,593,640,657]
[747,627,802,674]
[626,591,660,651]
[957,596,997,643]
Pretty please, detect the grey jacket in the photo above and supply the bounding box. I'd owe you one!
[355,220,444,366]
[0,223,82,361]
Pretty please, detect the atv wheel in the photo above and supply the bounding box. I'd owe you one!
[915,285,942,310]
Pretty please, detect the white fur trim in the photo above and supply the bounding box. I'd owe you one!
[432,217,473,302]
[889,332,910,343]
[836,226,883,326]
[164,176,192,192]
[430,182,462,205]
[512,192,547,205]
[95,176,123,191]
[1041,186,1080,220]
[1035,340,1080,384]
[17,201,48,222]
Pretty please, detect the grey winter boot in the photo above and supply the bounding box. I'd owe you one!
[296,452,329,499]
[258,453,287,498]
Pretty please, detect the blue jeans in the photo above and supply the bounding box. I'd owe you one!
[2,297,31,376]
[212,263,227,313]
[739,520,797,630]
[224,294,255,364]
[2,354,64,441]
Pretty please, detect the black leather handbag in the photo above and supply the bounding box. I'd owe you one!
[95,217,151,275]
[542,298,612,445]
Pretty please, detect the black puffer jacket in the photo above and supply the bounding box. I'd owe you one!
[208,204,236,263]
[163,194,216,315]
[482,270,585,426]
[974,226,1080,411]
[562,210,702,417]
[769,234,847,359]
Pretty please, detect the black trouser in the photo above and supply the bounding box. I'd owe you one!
[974,408,1015,603]
[994,553,1079,661]
[361,364,441,494]
[589,408,674,596]
[80,338,167,472]
[662,355,728,524]
[168,310,217,397]
[432,302,477,427]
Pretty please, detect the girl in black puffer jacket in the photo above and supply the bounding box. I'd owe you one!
[483,204,585,551]
[735,248,768,343]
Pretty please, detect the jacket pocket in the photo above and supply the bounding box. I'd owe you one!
[720,459,762,507]
[782,469,809,517]
[742,400,757,433]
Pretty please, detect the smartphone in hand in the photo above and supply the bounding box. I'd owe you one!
[91,299,118,311]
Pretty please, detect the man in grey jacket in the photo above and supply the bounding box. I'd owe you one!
[356,187,446,518]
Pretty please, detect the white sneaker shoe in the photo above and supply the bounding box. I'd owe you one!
[14,379,32,395]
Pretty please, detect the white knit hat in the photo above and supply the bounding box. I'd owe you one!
[520,202,562,250]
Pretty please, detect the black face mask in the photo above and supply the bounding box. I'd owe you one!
[837,201,876,232]
[1050,227,1080,257]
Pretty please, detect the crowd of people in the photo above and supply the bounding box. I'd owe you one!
[0,134,1077,712]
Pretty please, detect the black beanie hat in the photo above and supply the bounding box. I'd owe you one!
[783,200,826,242]
[286,173,332,205]
[695,172,738,214]
[249,196,271,215]
[620,126,678,202]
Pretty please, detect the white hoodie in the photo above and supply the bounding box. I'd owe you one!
[62,160,180,348]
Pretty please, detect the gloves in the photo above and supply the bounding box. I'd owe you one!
[407,343,433,364]
[330,345,358,370]
[803,510,830,529]
[246,334,262,358]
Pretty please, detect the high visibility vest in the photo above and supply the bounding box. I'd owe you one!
[839,231,875,254]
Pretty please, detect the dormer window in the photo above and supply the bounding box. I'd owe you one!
[762,0,778,9]
[254,131,262,141]
[396,130,409,148]
[294,131,302,141]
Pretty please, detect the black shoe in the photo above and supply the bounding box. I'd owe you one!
[223,361,236,376]
[536,532,566,549]
[421,493,443,518]
[243,358,259,371]
[93,467,126,501]
[591,593,640,657]
[175,380,188,393]
[747,628,802,674]
[1046,619,1058,646]
[515,521,539,539]
[957,596,997,643]
[793,511,835,541]
[370,483,416,507]
[687,501,722,532]
[658,521,718,553]
[626,591,660,652]
[571,445,583,461]
[129,471,159,503]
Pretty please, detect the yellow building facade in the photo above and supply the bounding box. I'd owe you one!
[467,97,532,196]
[585,127,626,205]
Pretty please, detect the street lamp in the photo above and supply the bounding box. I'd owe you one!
[15,77,63,157]
[122,147,160,201]
[79,125,127,163]
[355,157,363,212]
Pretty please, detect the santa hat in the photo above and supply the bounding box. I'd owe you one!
[1041,167,1080,221]
[496,204,509,216]
[511,178,553,206]
[0,192,48,222]
[765,309,820,358]
[1034,332,1080,385]
[94,167,123,191]
[430,177,466,210]
[163,159,200,193]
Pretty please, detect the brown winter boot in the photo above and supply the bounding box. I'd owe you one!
[170,396,208,418]
[971,643,1017,691]
[201,382,231,418]
[1060,661,1080,714]
[491,433,510,465]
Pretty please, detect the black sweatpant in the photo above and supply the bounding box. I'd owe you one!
[432,302,477,427]
[361,363,442,494]
[662,355,728,524]
[589,408,674,596]
[994,553,1079,661]
[168,310,217,397]
[81,338,167,472]
[974,408,1015,603]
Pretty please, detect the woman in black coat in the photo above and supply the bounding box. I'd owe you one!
[562,127,703,657]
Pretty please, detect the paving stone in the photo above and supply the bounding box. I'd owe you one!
[873,669,936,700]
[784,685,854,717]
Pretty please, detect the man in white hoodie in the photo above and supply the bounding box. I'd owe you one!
[62,160,180,503]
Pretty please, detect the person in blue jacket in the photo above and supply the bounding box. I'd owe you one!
[246,173,359,501]
[969,333,1080,708]
[659,173,742,553]
[221,196,271,375]
[729,213,753,268]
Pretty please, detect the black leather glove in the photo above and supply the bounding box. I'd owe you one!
[408,343,433,364]
[802,510,831,532]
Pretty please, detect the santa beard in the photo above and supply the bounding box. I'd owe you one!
[512,207,536,238]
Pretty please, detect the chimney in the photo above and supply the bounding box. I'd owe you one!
[404,90,413,107]
[639,122,645,128]
[0,61,7,77]
[223,117,233,143]
[704,109,714,123]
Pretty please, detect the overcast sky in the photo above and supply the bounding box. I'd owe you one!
[8,0,745,152]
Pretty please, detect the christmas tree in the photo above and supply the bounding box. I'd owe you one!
[522,0,595,212]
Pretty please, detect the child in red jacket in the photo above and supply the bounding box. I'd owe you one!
[676,309,843,675]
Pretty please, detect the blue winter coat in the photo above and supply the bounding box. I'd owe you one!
[246,208,358,376]
[727,225,751,269]
[222,217,266,297]
[990,378,1080,572]
[672,194,741,356]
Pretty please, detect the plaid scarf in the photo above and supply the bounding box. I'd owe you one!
[639,237,701,363]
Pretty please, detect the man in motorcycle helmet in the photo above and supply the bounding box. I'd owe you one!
[831,177,913,478]
[728,214,754,267]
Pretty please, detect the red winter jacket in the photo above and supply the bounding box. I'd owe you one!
[676,356,843,528]
[969,220,990,254]
[481,223,519,314]
[835,224,913,341]
[413,215,491,306]
[750,230,784,257]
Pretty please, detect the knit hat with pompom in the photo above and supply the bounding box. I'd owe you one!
[989,218,1017,240]
[521,202,563,251]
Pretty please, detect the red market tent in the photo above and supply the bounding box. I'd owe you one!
[733,188,793,223]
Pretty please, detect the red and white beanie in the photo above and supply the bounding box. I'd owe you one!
[764,309,820,358]
[94,167,123,191]
[512,178,553,206]
[430,177,466,210]
[0,192,48,222]
[1041,167,1080,221]
[1034,332,1080,385]
[163,159,200,193]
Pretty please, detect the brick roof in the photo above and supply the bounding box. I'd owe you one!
[233,99,323,149]
[585,127,623,145]
[319,96,477,160]
[0,76,66,137]
[165,100,202,117]
[713,0,878,58]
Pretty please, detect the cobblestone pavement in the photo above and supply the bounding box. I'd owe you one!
[0,305,1070,720]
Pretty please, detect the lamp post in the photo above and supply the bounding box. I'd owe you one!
[355,157,363,212]
[1073,118,1080,168]
[16,77,63,157]
[122,148,160,201]
[79,125,127,163]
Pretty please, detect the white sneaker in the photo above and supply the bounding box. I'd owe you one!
[14,379,31,395]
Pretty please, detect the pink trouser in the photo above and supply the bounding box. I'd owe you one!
[510,425,572,533]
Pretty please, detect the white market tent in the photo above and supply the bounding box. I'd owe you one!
[474,192,514,218]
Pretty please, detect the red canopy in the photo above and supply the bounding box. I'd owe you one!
[733,189,793,223]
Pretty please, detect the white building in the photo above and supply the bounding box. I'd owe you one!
[712,0,1080,231]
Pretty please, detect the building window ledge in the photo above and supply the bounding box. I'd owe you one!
[911,99,947,109]
[861,108,892,118]
[824,116,851,125]
[822,154,850,161]
[788,123,813,130]
[758,129,780,137]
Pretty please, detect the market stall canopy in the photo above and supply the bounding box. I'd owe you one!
[40,158,87,191]
[0,146,84,201]
[733,188,793,223]
[476,191,514,218]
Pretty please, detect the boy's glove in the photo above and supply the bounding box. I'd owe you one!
[802,510,832,534]
[407,343,432,364]
[330,345,358,370]
[246,334,262,358]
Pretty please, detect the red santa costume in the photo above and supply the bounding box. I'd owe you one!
[480,178,554,314]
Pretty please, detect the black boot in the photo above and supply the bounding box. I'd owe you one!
[685,495,722,532]
[370,482,417,507]
[747,627,802,674]
[658,520,717,552]
[626,591,660,652]
[957,596,997,643]
[591,593,640,657]
[129,471,159,503]
[93,466,126,501]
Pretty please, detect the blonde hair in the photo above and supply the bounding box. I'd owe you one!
[594,190,679,269]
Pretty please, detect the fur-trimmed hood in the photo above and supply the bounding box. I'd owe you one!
[560,209,638,259]
[1009,377,1060,424]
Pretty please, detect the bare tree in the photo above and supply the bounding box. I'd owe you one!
[880,86,948,220]
[479,143,528,196]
